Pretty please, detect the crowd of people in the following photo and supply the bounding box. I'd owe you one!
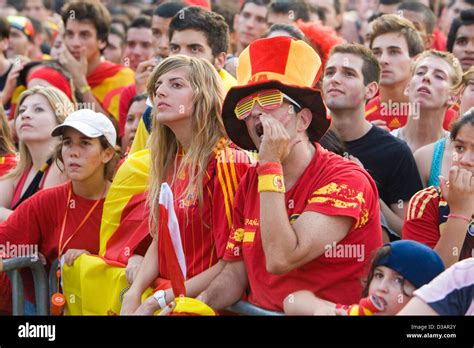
[0,0,473,317]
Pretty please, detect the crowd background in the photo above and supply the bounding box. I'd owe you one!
[0,0,473,317]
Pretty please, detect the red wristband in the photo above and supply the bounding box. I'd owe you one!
[257,162,283,176]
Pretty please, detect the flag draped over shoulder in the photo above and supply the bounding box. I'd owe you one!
[61,149,151,315]
[87,61,135,122]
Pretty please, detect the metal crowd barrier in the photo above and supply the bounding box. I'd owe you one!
[227,300,284,316]
[0,256,282,316]
[0,257,48,315]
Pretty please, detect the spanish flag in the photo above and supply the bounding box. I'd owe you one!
[88,61,135,122]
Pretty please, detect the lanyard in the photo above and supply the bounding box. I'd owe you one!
[57,183,105,259]
[52,182,106,314]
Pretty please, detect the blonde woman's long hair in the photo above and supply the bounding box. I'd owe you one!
[5,86,74,179]
[146,55,226,236]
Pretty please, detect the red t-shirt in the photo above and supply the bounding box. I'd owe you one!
[0,182,103,312]
[0,154,18,178]
[157,142,251,280]
[365,96,457,131]
[224,144,383,311]
[403,186,474,260]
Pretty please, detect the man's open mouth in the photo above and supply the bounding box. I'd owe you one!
[255,123,264,138]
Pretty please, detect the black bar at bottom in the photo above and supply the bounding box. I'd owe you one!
[0,315,472,346]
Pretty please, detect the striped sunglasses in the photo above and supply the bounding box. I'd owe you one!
[234,89,302,120]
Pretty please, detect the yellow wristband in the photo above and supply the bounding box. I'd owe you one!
[258,174,285,193]
[79,85,91,94]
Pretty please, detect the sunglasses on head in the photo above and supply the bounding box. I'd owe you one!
[234,89,302,120]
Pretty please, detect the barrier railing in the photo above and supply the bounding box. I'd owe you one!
[227,300,284,316]
[0,257,48,315]
[1,257,283,316]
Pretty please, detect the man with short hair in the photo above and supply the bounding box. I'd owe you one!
[397,1,438,50]
[104,27,125,65]
[151,1,187,60]
[198,36,382,312]
[447,9,474,72]
[118,16,154,137]
[122,16,153,72]
[323,43,423,239]
[365,14,425,130]
[233,0,269,56]
[59,0,135,124]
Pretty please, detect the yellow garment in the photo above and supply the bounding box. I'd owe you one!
[129,68,236,154]
[172,297,216,316]
[99,149,150,255]
[62,254,129,316]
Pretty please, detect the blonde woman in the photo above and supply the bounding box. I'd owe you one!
[391,50,463,153]
[415,67,474,187]
[0,86,73,221]
[120,55,250,315]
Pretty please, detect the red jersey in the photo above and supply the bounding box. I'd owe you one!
[0,154,18,177]
[0,182,104,312]
[224,144,382,311]
[158,141,251,280]
[365,96,458,131]
[403,186,474,260]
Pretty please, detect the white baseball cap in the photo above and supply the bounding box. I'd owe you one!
[52,109,117,147]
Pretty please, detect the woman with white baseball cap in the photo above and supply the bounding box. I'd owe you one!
[0,109,118,315]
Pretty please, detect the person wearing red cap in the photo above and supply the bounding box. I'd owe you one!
[198,36,382,312]
[27,66,74,102]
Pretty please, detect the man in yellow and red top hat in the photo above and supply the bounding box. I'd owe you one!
[198,36,383,312]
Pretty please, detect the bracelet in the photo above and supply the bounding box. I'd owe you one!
[257,162,283,176]
[447,214,471,223]
[79,85,91,94]
[257,162,285,193]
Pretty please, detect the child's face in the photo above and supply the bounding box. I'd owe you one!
[369,266,416,315]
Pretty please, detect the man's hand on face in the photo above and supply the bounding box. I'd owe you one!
[58,44,88,87]
[258,114,301,164]
[135,58,156,94]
